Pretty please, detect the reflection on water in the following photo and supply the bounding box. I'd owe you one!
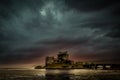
[45,69,120,80]
[0,69,120,80]
[46,74,70,80]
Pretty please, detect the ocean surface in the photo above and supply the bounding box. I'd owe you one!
[0,69,120,80]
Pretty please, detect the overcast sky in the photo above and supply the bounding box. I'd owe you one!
[0,0,120,67]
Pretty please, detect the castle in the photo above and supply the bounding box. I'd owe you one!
[45,51,74,69]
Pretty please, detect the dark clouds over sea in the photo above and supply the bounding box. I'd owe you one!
[0,0,120,65]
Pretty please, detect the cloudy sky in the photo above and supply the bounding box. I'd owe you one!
[0,0,120,67]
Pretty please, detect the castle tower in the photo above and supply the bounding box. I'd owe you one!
[57,51,69,63]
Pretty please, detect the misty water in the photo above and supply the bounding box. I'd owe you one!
[0,69,120,80]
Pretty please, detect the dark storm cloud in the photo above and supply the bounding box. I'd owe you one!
[0,0,120,65]
[65,0,120,32]
[65,0,120,12]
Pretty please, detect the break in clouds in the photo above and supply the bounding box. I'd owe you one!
[0,0,120,65]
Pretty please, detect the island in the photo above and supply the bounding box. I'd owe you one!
[35,51,120,70]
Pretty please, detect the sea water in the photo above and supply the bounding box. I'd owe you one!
[0,69,120,80]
